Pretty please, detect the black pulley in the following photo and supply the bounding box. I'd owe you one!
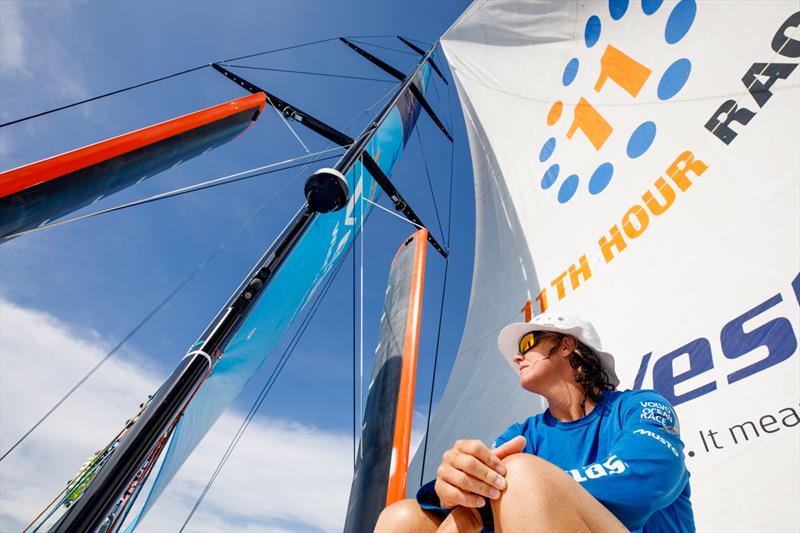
[304,167,349,213]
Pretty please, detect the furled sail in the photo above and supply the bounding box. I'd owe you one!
[0,93,266,239]
[410,1,799,531]
[344,228,427,533]
[129,63,432,527]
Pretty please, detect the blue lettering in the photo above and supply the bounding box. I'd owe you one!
[720,294,798,384]
[653,338,716,406]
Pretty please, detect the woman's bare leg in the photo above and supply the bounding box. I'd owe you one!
[491,454,628,533]
[374,499,443,533]
[435,506,483,533]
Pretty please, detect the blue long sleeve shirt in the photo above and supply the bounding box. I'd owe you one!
[417,389,694,532]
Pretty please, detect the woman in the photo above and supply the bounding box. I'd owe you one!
[375,313,694,532]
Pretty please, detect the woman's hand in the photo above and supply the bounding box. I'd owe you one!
[434,436,526,508]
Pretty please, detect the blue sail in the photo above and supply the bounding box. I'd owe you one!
[128,63,430,527]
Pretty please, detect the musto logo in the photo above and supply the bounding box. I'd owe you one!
[537,0,697,204]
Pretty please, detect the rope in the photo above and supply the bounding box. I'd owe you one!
[221,64,396,84]
[421,52,456,485]
[415,127,445,244]
[3,147,345,240]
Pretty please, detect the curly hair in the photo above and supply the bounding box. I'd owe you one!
[567,337,616,406]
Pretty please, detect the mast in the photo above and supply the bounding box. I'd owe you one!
[50,40,443,533]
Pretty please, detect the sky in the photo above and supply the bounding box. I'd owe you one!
[0,1,474,531]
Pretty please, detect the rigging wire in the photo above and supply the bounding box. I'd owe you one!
[0,37,340,129]
[173,80,400,526]
[349,39,418,57]
[3,147,346,240]
[353,210,358,469]
[420,50,457,485]
[0,65,208,129]
[362,198,424,231]
[414,127,446,245]
[220,64,396,84]
[343,35,433,47]
[359,158,365,462]
[177,69,406,524]
[0,151,321,462]
[1,67,396,458]
[219,37,339,63]
[263,93,312,153]
[179,229,358,532]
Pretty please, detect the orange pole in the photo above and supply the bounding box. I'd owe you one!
[385,228,428,505]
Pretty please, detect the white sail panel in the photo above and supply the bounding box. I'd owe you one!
[410,1,800,531]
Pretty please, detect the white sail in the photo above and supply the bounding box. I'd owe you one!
[409,1,800,531]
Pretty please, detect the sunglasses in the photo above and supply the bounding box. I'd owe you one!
[518,331,554,355]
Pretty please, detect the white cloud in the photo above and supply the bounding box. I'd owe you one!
[0,2,27,75]
[0,1,89,129]
[0,299,357,531]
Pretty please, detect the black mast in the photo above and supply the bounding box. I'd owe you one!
[50,40,441,533]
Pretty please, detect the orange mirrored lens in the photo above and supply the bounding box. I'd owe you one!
[518,332,536,354]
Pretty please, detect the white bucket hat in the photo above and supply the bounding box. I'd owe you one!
[497,312,620,387]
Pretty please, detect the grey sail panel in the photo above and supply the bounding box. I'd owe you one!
[344,232,425,532]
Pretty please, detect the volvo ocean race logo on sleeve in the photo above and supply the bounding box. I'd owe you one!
[537,0,696,205]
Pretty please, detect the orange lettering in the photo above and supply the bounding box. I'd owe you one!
[598,225,627,263]
[642,177,677,216]
[568,255,592,291]
[551,272,569,300]
[666,151,708,192]
[622,204,650,239]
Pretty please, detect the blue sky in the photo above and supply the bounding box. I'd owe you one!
[0,1,473,530]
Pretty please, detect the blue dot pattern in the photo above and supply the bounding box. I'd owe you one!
[609,0,629,20]
[641,0,663,15]
[585,16,602,48]
[563,58,579,86]
[542,164,560,189]
[665,0,696,44]
[589,163,614,194]
[658,58,691,100]
[627,122,657,158]
[539,137,557,162]
[542,0,695,204]
[558,175,580,203]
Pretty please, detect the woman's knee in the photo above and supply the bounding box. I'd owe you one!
[374,498,439,533]
[497,453,573,501]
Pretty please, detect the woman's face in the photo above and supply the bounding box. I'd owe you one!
[512,333,573,393]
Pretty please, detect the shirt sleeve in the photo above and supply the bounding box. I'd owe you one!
[494,422,524,449]
[563,390,689,531]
